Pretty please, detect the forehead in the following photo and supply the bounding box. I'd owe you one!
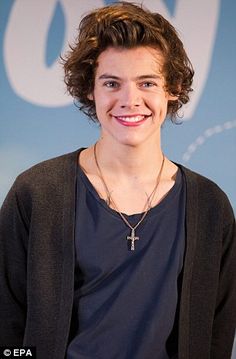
[95,46,165,77]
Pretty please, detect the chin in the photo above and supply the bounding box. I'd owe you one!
[115,136,150,148]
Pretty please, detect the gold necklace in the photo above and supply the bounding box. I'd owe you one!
[93,142,165,251]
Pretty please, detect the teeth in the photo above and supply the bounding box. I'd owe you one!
[116,115,146,122]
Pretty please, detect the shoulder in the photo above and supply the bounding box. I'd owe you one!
[178,164,235,225]
[14,149,81,190]
[2,149,81,215]
[179,164,227,197]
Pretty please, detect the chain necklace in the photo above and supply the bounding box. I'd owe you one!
[93,142,165,251]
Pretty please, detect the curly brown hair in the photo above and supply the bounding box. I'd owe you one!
[62,1,194,122]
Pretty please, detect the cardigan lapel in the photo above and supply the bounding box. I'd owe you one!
[177,165,199,358]
[53,150,79,358]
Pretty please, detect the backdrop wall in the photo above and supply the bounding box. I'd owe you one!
[0,0,235,356]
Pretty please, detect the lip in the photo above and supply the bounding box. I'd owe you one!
[112,114,151,127]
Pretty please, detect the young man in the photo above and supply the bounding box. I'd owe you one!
[0,2,235,359]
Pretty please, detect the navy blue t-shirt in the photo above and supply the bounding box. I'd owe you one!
[67,164,186,359]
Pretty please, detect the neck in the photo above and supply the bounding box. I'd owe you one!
[95,138,163,180]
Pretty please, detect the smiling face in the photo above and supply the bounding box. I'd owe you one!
[89,46,177,148]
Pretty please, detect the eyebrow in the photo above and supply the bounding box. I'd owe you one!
[98,73,161,80]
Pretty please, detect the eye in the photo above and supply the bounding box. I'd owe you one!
[104,81,120,88]
[140,81,157,88]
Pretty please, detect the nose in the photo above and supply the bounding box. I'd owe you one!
[119,83,142,109]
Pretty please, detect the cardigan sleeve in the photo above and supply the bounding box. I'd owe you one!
[0,179,29,345]
[210,209,236,358]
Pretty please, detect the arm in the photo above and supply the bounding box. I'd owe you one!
[0,181,29,345]
[211,215,236,358]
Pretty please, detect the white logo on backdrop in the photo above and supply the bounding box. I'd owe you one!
[182,120,236,162]
[4,0,220,119]
[3,0,104,107]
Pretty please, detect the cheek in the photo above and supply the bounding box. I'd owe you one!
[149,96,169,122]
[95,93,116,113]
[93,96,111,122]
[149,95,168,111]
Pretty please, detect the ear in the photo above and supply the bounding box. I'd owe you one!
[87,93,94,101]
[167,93,179,101]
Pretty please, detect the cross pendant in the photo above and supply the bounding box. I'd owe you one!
[127,228,139,251]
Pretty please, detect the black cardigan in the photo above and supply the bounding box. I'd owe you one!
[0,149,235,359]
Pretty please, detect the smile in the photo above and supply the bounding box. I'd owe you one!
[113,115,151,126]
